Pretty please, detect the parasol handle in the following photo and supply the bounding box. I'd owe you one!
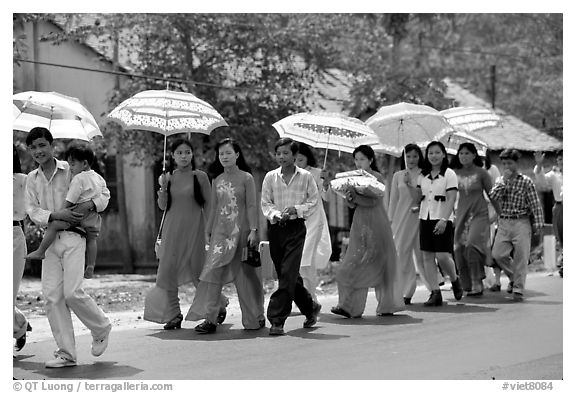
[322,129,331,170]
[162,134,167,173]
[49,105,54,131]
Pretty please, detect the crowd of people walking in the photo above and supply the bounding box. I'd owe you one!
[13,127,561,367]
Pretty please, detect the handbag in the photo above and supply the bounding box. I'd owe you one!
[155,209,167,260]
[242,244,261,267]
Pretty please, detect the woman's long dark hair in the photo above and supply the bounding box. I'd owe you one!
[352,145,379,172]
[13,145,23,174]
[210,138,252,178]
[483,149,493,169]
[165,138,205,209]
[422,141,449,176]
[450,142,484,169]
[296,143,317,168]
[400,143,424,170]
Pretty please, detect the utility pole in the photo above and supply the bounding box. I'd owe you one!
[490,65,496,109]
[112,28,134,273]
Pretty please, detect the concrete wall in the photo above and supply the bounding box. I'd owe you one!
[14,20,158,272]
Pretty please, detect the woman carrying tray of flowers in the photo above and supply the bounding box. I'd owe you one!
[330,145,404,318]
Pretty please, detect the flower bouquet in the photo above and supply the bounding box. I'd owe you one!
[330,169,386,199]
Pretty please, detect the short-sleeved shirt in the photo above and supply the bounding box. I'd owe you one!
[66,170,107,205]
[417,167,458,221]
[26,159,110,228]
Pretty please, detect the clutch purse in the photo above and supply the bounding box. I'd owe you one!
[242,244,261,267]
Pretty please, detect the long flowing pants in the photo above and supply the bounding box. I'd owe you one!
[186,263,264,329]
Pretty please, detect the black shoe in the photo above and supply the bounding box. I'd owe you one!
[512,292,524,302]
[452,278,464,300]
[403,297,412,305]
[269,324,285,336]
[15,322,32,352]
[559,268,563,278]
[303,302,322,328]
[424,290,443,306]
[506,281,514,294]
[330,306,352,318]
[15,334,26,352]
[216,308,227,324]
[489,284,501,292]
[259,319,266,329]
[195,320,217,334]
[163,314,183,330]
[466,290,483,297]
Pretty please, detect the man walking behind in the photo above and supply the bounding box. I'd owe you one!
[533,150,563,277]
[490,149,544,301]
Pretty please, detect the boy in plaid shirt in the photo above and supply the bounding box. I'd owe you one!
[490,149,544,301]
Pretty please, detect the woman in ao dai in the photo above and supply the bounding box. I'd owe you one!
[295,144,332,302]
[331,145,403,318]
[186,138,265,333]
[388,144,431,305]
[144,138,220,330]
[451,143,494,296]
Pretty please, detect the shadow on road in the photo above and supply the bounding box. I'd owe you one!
[146,319,351,342]
[406,302,499,314]
[322,313,424,326]
[13,358,143,380]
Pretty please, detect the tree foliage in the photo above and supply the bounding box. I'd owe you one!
[14,13,563,173]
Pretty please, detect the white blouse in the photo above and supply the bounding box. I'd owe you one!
[417,167,458,221]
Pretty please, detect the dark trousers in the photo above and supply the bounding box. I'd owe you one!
[552,202,563,246]
[267,219,314,326]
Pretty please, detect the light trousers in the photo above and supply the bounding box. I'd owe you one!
[13,227,28,339]
[42,232,110,361]
[492,218,532,295]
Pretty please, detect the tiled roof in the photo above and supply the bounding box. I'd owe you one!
[443,78,562,152]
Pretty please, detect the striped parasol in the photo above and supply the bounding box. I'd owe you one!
[13,91,102,141]
[440,106,502,133]
[366,102,455,157]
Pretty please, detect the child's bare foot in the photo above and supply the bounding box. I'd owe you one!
[84,265,95,279]
[26,250,45,260]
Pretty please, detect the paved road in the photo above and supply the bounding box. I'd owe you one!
[13,272,563,381]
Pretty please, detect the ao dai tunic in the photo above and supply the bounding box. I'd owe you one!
[200,168,258,285]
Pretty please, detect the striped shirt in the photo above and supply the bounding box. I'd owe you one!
[25,159,110,227]
[489,172,544,227]
[261,166,318,223]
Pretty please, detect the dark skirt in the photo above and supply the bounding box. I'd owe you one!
[419,219,454,253]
